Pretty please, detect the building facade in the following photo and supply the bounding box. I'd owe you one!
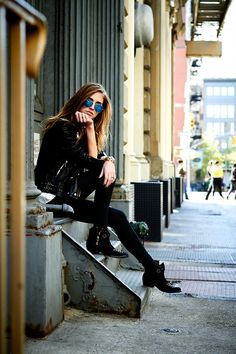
[27,0,186,204]
[203,78,236,152]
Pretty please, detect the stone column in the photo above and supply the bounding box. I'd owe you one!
[24,80,64,337]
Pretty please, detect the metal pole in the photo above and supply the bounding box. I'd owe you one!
[0,6,7,354]
[0,1,46,351]
[10,19,26,354]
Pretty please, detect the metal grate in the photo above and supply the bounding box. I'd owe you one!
[160,179,171,228]
[165,263,236,300]
[175,177,183,208]
[170,177,175,213]
[165,264,236,282]
[146,248,236,265]
[191,0,231,39]
[179,280,236,300]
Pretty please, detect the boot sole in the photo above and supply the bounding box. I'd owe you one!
[143,281,181,293]
[104,253,129,259]
[86,246,128,259]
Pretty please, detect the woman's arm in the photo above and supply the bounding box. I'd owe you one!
[85,124,97,158]
[75,111,97,158]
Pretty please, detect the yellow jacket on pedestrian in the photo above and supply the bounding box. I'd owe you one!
[211,164,224,178]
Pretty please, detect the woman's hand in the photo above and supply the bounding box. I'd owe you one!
[99,160,116,187]
[75,111,94,128]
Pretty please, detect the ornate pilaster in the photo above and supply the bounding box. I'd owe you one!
[26,78,41,200]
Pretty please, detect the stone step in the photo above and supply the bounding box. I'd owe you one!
[54,217,91,243]
[116,269,151,316]
[81,240,123,274]
[54,217,151,317]
[62,229,151,318]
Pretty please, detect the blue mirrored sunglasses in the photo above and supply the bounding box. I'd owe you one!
[83,98,104,113]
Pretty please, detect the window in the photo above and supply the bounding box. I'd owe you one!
[220,123,224,135]
[213,105,220,118]
[228,105,235,118]
[206,86,213,96]
[221,87,227,96]
[213,87,220,96]
[206,122,213,135]
[228,86,235,96]
[206,105,213,118]
[231,123,234,134]
[213,123,220,135]
[220,105,227,118]
[224,122,231,134]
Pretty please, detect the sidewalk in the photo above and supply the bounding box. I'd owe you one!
[146,191,236,300]
[26,192,236,354]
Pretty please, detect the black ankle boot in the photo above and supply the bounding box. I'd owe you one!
[143,261,181,293]
[86,226,128,258]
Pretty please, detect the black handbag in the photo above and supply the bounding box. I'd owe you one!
[54,160,102,199]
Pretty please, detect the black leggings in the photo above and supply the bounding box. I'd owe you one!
[213,178,223,197]
[227,181,236,198]
[50,177,155,271]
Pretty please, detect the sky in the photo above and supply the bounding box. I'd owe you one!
[201,0,236,79]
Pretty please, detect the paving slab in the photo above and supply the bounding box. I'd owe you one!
[25,294,236,354]
[25,192,236,354]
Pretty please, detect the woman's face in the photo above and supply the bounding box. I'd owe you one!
[80,92,104,119]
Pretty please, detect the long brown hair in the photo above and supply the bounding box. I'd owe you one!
[44,83,112,151]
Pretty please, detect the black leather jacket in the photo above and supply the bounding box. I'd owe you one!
[34,120,104,195]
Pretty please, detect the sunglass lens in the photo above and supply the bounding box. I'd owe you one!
[83,99,93,108]
[95,104,103,113]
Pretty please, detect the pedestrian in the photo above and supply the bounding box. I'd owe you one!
[176,159,189,199]
[205,160,214,200]
[211,160,224,198]
[226,163,236,199]
[35,82,181,293]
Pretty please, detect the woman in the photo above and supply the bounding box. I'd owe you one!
[226,163,236,199]
[205,160,214,200]
[176,159,188,200]
[212,160,224,198]
[35,83,180,293]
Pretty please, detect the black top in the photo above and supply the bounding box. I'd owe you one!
[34,120,104,195]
